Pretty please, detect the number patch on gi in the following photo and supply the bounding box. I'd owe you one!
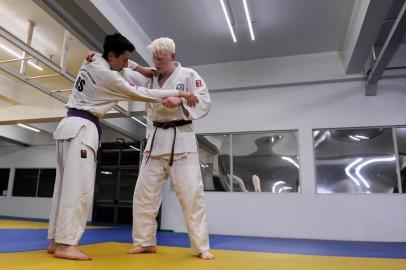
[81,149,87,158]
[75,76,86,92]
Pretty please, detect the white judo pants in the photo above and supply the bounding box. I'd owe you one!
[132,152,210,253]
[47,127,96,245]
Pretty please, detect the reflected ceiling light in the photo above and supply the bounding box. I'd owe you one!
[278,186,292,193]
[313,130,320,137]
[355,156,396,189]
[242,0,255,41]
[355,135,369,139]
[131,116,147,127]
[101,171,112,175]
[344,158,362,187]
[281,156,299,168]
[0,43,43,71]
[220,0,237,43]
[129,145,140,151]
[314,131,330,148]
[17,123,40,133]
[272,180,285,193]
[348,135,361,141]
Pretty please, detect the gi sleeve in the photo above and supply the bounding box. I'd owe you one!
[127,59,139,70]
[121,68,151,88]
[181,70,211,120]
[107,71,179,103]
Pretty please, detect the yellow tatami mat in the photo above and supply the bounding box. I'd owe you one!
[0,242,405,270]
[0,219,110,229]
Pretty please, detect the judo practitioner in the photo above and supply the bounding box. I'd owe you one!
[125,37,214,260]
[47,33,197,261]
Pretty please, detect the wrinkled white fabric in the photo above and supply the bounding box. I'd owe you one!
[48,126,96,245]
[132,153,210,253]
[128,62,212,253]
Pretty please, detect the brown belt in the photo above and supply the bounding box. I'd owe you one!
[146,120,192,166]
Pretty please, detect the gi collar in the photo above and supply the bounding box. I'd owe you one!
[90,53,110,70]
[153,61,182,81]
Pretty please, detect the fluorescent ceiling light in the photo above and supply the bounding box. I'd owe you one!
[242,0,255,41]
[0,43,43,71]
[131,116,147,127]
[220,0,237,43]
[17,123,40,133]
[129,145,140,151]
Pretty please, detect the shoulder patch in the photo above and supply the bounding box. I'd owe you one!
[195,80,202,87]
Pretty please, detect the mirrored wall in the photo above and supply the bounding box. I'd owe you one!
[313,127,403,193]
[197,130,300,193]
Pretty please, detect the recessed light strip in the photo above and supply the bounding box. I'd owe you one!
[0,43,43,71]
[242,0,255,41]
[220,0,237,43]
[131,116,147,127]
[17,123,40,133]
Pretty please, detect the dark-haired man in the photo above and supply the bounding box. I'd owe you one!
[46,33,197,261]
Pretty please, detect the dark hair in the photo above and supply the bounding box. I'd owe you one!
[102,33,135,59]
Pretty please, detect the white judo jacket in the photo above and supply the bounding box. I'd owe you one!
[54,54,180,154]
[123,62,211,157]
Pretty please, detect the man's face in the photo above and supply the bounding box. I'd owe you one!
[108,51,131,71]
[152,51,175,74]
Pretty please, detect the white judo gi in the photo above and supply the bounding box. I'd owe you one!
[47,54,180,246]
[126,62,212,253]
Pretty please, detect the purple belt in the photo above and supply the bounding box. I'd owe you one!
[67,108,101,140]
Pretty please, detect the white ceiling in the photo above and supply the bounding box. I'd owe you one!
[120,0,355,66]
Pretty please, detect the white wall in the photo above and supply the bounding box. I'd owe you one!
[0,144,55,219]
[161,55,406,242]
[0,144,96,221]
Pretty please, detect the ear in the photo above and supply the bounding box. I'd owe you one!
[171,53,176,61]
[108,52,115,61]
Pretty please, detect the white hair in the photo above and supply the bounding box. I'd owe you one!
[148,37,176,54]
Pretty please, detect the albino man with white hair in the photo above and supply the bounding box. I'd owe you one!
[125,37,214,260]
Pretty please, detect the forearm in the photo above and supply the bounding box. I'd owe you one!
[110,78,180,102]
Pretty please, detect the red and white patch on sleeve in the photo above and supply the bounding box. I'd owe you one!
[195,80,202,87]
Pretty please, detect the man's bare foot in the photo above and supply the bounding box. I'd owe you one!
[54,244,92,260]
[127,245,157,254]
[200,250,215,260]
[47,240,57,254]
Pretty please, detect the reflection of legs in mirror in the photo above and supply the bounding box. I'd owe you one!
[252,174,261,192]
